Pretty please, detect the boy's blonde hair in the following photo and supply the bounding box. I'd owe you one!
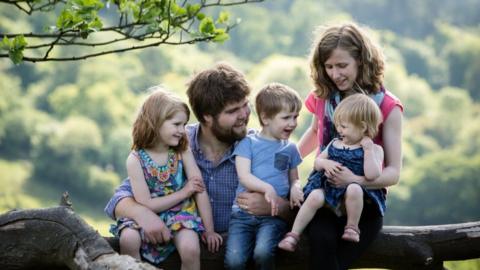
[333,94,382,138]
[132,86,190,152]
[255,83,302,126]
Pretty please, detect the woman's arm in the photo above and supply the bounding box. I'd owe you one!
[298,115,319,158]
[128,152,200,213]
[327,107,403,189]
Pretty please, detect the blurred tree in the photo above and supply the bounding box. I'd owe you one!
[388,152,480,225]
[391,37,448,89]
[0,0,264,63]
[436,23,480,101]
[100,126,131,177]
[48,79,138,133]
[335,0,480,38]
[31,116,105,203]
[426,87,473,148]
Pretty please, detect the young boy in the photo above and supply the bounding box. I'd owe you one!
[224,83,304,270]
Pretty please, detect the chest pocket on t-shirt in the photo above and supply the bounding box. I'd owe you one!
[274,153,290,171]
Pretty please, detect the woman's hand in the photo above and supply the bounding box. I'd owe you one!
[319,159,343,176]
[201,231,223,253]
[325,166,364,188]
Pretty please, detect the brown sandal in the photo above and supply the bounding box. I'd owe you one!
[278,232,300,252]
[342,225,360,242]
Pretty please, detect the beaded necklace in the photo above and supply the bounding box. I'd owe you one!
[138,148,178,183]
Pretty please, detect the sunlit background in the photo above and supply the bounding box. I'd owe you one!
[1,0,479,268]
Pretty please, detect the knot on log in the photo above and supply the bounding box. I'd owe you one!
[59,191,73,208]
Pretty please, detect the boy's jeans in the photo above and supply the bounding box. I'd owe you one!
[224,210,287,270]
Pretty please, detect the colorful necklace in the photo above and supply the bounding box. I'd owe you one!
[139,148,178,182]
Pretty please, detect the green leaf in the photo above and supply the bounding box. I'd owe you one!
[10,50,24,64]
[57,10,74,29]
[89,17,103,30]
[196,13,205,20]
[199,17,215,35]
[4,36,27,64]
[213,29,229,43]
[13,36,27,49]
[1,36,11,50]
[187,3,201,17]
[216,11,230,24]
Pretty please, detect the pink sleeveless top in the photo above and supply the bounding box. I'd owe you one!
[305,90,403,149]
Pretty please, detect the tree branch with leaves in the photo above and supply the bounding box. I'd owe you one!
[0,0,263,63]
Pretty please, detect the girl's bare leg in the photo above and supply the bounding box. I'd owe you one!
[174,229,201,270]
[119,227,142,260]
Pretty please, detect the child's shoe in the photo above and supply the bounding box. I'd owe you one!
[278,232,300,252]
[341,225,360,242]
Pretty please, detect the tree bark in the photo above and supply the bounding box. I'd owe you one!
[1,205,479,270]
[0,206,158,270]
[106,221,480,270]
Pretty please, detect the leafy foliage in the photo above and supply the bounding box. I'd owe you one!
[0,0,263,63]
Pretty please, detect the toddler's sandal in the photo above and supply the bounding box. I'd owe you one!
[342,225,360,242]
[278,232,300,252]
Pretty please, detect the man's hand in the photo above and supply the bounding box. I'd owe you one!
[136,208,172,245]
[116,198,172,244]
[236,191,271,216]
[201,231,223,253]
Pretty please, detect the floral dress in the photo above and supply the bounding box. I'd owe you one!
[303,140,387,217]
[110,148,204,265]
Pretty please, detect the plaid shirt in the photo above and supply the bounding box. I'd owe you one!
[186,124,239,233]
[104,123,240,233]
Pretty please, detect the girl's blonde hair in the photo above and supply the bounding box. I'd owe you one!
[255,82,302,126]
[132,86,190,152]
[309,22,385,99]
[333,94,382,138]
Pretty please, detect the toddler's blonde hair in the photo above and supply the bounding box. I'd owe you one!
[333,94,382,138]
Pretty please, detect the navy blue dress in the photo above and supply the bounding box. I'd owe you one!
[303,141,386,216]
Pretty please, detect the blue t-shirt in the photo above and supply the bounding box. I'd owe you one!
[232,133,302,211]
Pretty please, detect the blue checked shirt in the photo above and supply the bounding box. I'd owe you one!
[104,123,240,233]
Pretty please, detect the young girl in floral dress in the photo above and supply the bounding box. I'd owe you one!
[110,87,222,270]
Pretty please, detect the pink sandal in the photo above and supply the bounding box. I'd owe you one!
[342,225,360,242]
[278,232,300,252]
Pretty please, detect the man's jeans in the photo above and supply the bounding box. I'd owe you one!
[224,210,287,270]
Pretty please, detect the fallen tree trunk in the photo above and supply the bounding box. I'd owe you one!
[106,220,480,270]
[1,204,479,270]
[0,206,158,270]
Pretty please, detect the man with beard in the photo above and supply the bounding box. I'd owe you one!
[105,62,292,252]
